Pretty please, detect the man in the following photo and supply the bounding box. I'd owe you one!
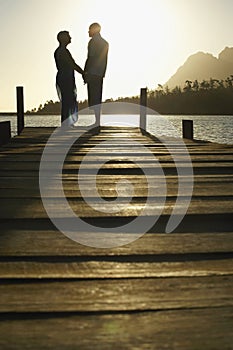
[83,23,109,127]
[54,31,84,126]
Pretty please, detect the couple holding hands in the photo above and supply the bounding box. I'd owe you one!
[54,23,109,128]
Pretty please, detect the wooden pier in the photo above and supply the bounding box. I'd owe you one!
[0,125,233,349]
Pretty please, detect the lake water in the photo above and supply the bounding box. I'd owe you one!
[0,114,232,144]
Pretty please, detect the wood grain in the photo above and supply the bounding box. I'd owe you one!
[0,307,232,350]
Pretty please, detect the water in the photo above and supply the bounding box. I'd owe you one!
[0,114,232,144]
[148,115,233,145]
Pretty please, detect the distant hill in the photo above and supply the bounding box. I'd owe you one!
[166,47,233,88]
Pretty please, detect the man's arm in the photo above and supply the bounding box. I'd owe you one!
[83,40,95,83]
[84,40,95,73]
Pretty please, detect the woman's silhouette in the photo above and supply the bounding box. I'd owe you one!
[54,31,83,127]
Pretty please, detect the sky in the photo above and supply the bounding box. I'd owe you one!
[0,0,233,112]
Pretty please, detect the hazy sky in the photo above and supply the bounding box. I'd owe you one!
[0,0,233,111]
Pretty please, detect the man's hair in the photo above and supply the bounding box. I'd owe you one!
[89,23,101,32]
[57,31,69,43]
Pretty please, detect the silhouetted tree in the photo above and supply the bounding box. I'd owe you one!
[28,75,233,115]
[184,80,192,92]
[192,80,199,92]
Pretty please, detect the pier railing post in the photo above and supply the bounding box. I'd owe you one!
[140,88,147,133]
[182,120,193,139]
[0,121,11,146]
[17,86,24,135]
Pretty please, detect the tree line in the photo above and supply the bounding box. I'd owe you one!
[27,75,233,115]
[27,99,89,115]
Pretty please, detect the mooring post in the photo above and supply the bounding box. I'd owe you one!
[17,86,24,135]
[140,88,147,133]
[182,120,193,139]
[0,121,11,146]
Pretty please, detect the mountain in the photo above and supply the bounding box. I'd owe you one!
[165,47,233,88]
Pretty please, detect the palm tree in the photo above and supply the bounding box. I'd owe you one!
[184,80,192,92]
[209,78,218,89]
[217,80,224,89]
[192,80,199,92]
[200,80,210,90]
[225,77,233,88]
[156,84,165,97]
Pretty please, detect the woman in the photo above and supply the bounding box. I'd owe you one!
[54,31,84,127]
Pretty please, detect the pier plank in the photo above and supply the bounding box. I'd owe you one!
[0,229,233,256]
[0,258,232,279]
[0,197,232,219]
[0,276,232,313]
[0,307,232,350]
[0,179,232,197]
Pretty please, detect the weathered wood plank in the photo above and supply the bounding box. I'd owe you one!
[1,154,233,162]
[0,163,232,178]
[0,229,232,256]
[0,275,232,312]
[0,174,233,184]
[0,160,233,170]
[0,307,232,350]
[0,197,232,219]
[0,259,232,279]
[0,180,232,197]
[0,173,232,181]
[1,147,233,156]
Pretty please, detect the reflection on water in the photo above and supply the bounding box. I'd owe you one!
[0,114,232,144]
[168,115,232,145]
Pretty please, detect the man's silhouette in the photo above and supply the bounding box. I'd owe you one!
[83,23,109,127]
[54,31,83,126]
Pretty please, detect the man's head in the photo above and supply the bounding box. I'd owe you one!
[57,31,71,46]
[88,23,101,37]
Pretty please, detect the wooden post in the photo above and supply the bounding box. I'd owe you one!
[182,120,193,139]
[17,86,24,135]
[0,121,11,146]
[140,88,147,133]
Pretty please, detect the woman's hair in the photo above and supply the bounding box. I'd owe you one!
[57,31,69,43]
